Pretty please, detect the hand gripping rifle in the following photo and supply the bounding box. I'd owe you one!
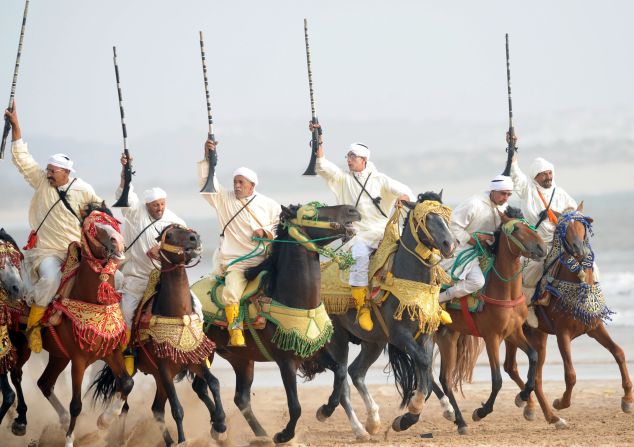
[112,46,134,207]
[303,18,321,176]
[199,31,218,193]
[1,0,30,160]
[502,33,518,176]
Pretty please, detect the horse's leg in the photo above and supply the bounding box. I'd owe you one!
[0,373,16,424]
[338,374,370,441]
[232,358,268,437]
[503,340,537,420]
[190,364,227,441]
[553,331,575,410]
[349,341,383,434]
[156,360,186,444]
[587,322,634,413]
[10,336,31,436]
[316,333,349,422]
[150,383,173,447]
[436,329,468,434]
[97,352,134,430]
[273,356,301,444]
[505,328,538,405]
[431,378,455,422]
[65,359,88,447]
[37,356,71,425]
[472,334,503,421]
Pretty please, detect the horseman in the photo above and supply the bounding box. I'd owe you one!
[507,133,578,326]
[309,122,414,332]
[4,106,103,352]
[114,154,203,360]
[197,139,280,347]
[438,175,514,305]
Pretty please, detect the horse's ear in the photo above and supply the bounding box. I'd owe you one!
[280,205,293,219]
[586,216,594,224]
[403,201,416,210]
[577,201,584,213]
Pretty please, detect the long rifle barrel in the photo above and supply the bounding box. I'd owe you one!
[112,46,133,207]
[199,31,217,193]
[502,33,517,176]
[1,0,30,160]
[303,18,320,176]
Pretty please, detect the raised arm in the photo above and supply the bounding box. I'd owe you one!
[197,139,223,207]
[6,106,45,189]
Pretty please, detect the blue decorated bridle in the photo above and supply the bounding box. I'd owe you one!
[554,211,595,274]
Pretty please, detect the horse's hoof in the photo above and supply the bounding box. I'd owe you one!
[273,431,293,445]
[472,409,482,422]
[11,421,27,436]
[355,430,371,442]
[523,407,537,421]
[97,413,114,430]
[365,418,381,435]
[391,416,403,432]
[458,425,469,435]
[64,434,74,447]
[315,405,329,422]
[211,427,227,443]
[515,393,527,408]
[622,398,633,413]
[443,409,456,422]
[554,418,569,429]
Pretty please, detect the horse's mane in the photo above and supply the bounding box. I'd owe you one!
[491,206,525,255]
[244,205,299,295]
[82,201,113,222]
[0,228,20,252]
[401,191,444,233]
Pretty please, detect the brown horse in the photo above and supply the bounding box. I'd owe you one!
[92,224,226,446]
[504,204,633,425]
[35,206,133,447]
[435,207,547,433]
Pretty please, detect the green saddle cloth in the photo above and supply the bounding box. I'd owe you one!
[446,294,483,313]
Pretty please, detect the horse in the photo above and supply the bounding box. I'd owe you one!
[0,228,31,434]
[503,204,633,425]
[315,192,459,438]
[434,206,548,433]
[91,223,227,446]
[198,202,360,444]
[31,205,134,447]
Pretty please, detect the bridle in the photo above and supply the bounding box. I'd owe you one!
[154,224,202,272]
[399,200,452,267]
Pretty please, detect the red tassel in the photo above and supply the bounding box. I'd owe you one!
[97,281,121,305]
[23,231,37,251]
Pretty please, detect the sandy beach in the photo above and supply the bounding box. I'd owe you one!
[3,376,632,447]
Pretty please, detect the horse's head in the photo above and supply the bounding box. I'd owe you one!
[81,204,125,263]
[498,207,547,260]
[156,224,202,267]
[0,229,25,301]
[555,202,593,260]
[403,191,455,258]
[280,202,361,246]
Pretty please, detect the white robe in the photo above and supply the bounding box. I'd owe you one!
[316,157,413,248]
[197,160,280,272]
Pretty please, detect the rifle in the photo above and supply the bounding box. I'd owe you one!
[1,0,30,160]
[303,18,321,176]
[112,46,134,208]
[199,31,217,193]
[502,33,518,176]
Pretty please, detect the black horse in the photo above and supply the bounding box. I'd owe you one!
[203,202,360,444]
[314,192,458,438]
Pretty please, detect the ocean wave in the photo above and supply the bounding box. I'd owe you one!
[602,272,634,327]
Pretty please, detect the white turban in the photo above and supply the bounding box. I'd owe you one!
[487,174,514,192]
[143,187,167,204]
[47,153,75,173]
[233,167,258,186]
[529,157,555,179]
[349,142,370,160]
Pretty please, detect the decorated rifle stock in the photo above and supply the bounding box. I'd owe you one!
[199,31,218,193]
[112,46,134,208]
[303,18,321,176]
[503,33,517,176]
[1,0,30,160]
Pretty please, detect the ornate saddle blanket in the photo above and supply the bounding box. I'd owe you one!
[192,273,333,359]
[0,291,17,374]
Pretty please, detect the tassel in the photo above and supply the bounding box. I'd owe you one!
[97,281,121,305]
[23,230,37,250]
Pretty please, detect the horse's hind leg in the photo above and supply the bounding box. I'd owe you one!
[0,373,16,424]
[339,376,370,440]
[431,378,455,421]
[232,358,267,437]
[503,340,537,420]
[317,330,349,422]
[436,329,468,434]
[190,364,227,441]
[505,328,538,404]
[553,331,575,410]
[150,383,173,447]
[473,334,503,421]
[37,356,71,425]
[588,322,634,412]
[349,341,383,434]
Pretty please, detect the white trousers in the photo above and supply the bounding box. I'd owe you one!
[439,257,485,302]
[120,275,203,329]
[30,256,63,307]
[349,240,373,287]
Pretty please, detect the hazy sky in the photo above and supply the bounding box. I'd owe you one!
[1,0,633,223]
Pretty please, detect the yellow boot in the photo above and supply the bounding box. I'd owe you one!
[351,286,373,331]
[225,304,246,347]
[121,330,135,376]
[26,304,47,353]
[439,304,453,325]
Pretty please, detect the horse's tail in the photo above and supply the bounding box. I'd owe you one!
[298,348,336,382]
[387,343,418,409]
[451,333,484,396]
[88,363,117,407]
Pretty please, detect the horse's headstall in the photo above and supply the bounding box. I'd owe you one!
[0,241,23,268]
[288,202,341,230]
[160,224,201,259]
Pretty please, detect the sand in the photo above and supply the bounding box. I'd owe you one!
[2,377,632,447]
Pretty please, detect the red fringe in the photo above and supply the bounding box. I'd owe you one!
[98,281,121,305]
[151,337,215,365]
[23,230,37,251]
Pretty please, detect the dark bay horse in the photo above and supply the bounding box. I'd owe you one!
[35,207,133,447]
[92,224,226,445]
[435,207,547,433]
[504,204,633,425]
[202,202,360,444]
[315,192,458,438]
